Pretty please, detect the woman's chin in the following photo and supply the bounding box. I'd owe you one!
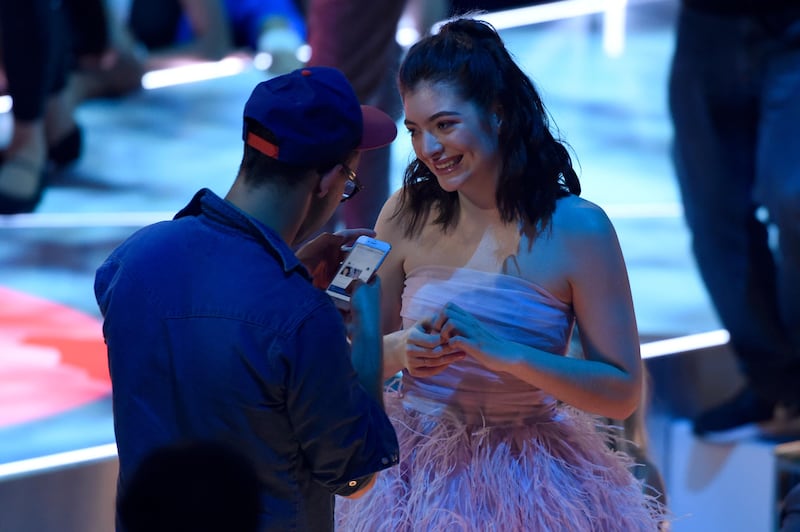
[435,171,468,192]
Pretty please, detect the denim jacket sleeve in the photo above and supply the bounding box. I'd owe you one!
[284,305,399,493]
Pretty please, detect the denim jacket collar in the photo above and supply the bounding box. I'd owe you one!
[174,188,310,280]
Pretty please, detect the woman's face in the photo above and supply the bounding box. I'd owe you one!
[403,82,501,194]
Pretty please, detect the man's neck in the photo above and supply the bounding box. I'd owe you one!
[224,178,311,244]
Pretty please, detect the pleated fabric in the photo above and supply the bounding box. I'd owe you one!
[336,266,666,531]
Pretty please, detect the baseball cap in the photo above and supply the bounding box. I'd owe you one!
[242,67,397,167]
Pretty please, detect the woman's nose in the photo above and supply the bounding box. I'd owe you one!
[419,131,442,158]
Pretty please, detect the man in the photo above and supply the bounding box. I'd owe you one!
[95,66,399,531]
[669,0,800,441]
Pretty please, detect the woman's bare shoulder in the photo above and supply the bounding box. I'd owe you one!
[375,189,405,237]
[551,194,615,237]
[375,190,411,256]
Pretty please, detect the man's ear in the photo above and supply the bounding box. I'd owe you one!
[316,165,342,198]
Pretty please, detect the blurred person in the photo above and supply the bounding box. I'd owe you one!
[126,0,306,70]
[669,0,800,441]
[74,0,308,101]
[95,66,399,531]
[0,0,109,214]
[117,441,261,532]
[401,0,450,41]
[306,0,408,230]
[336,18,666,530]
[450,0,548,11]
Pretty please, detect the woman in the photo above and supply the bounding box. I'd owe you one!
[336,17,666,531]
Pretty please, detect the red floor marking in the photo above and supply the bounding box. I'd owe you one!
[0,286,111,428]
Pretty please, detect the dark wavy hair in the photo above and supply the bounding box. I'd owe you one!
[394,17,581,237]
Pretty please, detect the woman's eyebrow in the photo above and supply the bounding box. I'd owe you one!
[404,110,462,127]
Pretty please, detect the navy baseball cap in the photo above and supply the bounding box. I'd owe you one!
[242,67,397,167]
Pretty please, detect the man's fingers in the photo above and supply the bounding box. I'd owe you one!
[333,228,376,249]
[333,228,376,240]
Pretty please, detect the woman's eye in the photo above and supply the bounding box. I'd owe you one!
[437,121,454,130]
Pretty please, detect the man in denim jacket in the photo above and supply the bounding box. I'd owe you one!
[95,67,399,531]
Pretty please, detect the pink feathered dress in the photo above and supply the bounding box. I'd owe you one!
[336,266,666,531]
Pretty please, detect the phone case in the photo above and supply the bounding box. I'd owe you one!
[326,237,391,304]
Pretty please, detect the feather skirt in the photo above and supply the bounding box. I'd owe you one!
[335,390,667,532]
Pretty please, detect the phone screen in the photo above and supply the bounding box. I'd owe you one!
[326,240,389,301]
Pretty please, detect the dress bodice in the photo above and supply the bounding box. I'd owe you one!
[339,266,665,530]
[399,266,576,424]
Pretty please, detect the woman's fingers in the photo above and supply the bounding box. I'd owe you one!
[408,320,445,348]
[402,308,473,376]
[434,303,471,341]
[413,350,464,367]
[405,341,465,377]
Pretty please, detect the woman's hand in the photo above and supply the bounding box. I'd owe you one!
[403,315,466,378]
[296,229,375,290]
[433,303,510,372]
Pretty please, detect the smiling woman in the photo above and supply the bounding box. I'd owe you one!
[335,16,668,531]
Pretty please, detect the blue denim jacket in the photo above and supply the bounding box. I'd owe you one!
[95,189,398,531]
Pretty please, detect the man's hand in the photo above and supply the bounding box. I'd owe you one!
[296,229,375,289]
[347,276,384,401]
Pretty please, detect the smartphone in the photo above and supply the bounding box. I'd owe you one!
[325,236,391,308]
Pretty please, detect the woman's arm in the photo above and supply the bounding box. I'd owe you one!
[373,192,411,379]
[566,203,642,417]
[374,190,469,381]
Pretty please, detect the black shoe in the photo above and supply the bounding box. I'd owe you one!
[692,388,776,443]
[47,125,83,169]
[0,155,49,215]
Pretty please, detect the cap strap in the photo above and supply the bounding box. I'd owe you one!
[246,132,279,159]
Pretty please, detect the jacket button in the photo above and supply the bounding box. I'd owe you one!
[348,480,357,487]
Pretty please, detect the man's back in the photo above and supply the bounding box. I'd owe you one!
[97,189,398,530]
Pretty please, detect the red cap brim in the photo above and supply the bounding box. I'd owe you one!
[358,105,397,151]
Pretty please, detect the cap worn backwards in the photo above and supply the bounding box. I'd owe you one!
[242,67,397,168]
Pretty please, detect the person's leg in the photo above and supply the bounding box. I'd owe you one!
[669,8,789,429]
[754,15,800,408]
[0,0,69,213]
[307,0,407,230]
[64,0,109,61]
[225,0,306,49]
[221,0,306,75]
[340,43,403,229]
[68,0,145,102]
[128,0,183,50]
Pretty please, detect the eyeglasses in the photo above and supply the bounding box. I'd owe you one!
[340,164,363,203]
